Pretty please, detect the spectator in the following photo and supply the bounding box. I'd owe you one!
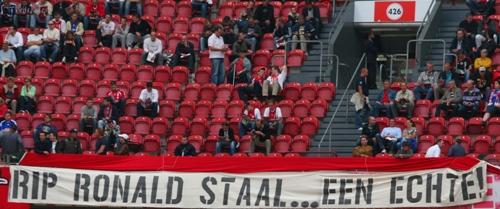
[80,98,98,134]
[87,0,105,18]
[59,129,82,154]
[474,49,492,71]
[263,99,283,135]
[85,9,101,30]
[448,137,466,157]
[434,63,457,99]
[172,34,195,72]
[243,103,262,122]
[137,82,158,118]
[102,119,120,148]
[482,80,500,123]
[249,119,272,156]
[34,131,50,154]
[450,29,473,57]
[232,33,252,57]
[459,80,482,119]
[222,19,237,50]
[61,31,78,63]
[372,80,395,118]
[34,114,57,140]
[352,135,373,157]
[66,14,84,48]
[471,67,491,96]
[175,137,196,156]
[351,68,370,129]
[0,0,16,27]
[4,27,22,62]
[290,16,315,54]
[239,113,255,137]
[94,129,108,155]
[262,65,287,99]
[97,97,119,129]
[228,52,251,84]
[48,132,63,153]
[200,20,213,51]
[0,42,16,76]
[66,0,86,18]
[18,77,36,113]
[96,14,115,47]
[456,50,472,81]
[459,14,479,38]
[106,81,126,117]
[51,12,66,34]
[112,17,129,48]
[476,30,496,56]
[288,7,300,25]
[124,0,142,16]
[254,0,275,35]
[413,63,439,100]
[238,67,265,103]
[216,122,237,155]
[466,0,495,16]
[380,119,401,153]
[361,117,384,155]
[53,0,70,19]
[425,139,443,158]
[236,11,250,36]
[41,20,60,62]
[208,26,227,85]
[191,0,211,19]
[16,0,32,28]
[400,120,417,153]
[141,31,163,66]
[0,98,8,117]
[2,78,17,112]
[364,31,380,89]
[274,18,289,49]
[126,14,151,49]
[0,111,16,131]
[245,1,256,18]
[394,141,413,159]
[31,0,52,28]
[302,0,321,32]
[0,126,23,163]
[434,80,463,118]
[105,0,124,15]
[114,134,129,155]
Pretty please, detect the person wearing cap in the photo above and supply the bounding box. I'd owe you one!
[40,20,60,62]
[60,129,82,154]
[0,111,16,131]
[97,97,119,129]
[34,114,57,141]
[434,80,463,118]
[137,82,159,118]
[175,137,197,157]
[448,137,466,157]
[114,134,129,155]
[395,141,413,159]
[413,63,439,100]
[425,139,443,158]
[0,125,23,163]
[474,49,492,71]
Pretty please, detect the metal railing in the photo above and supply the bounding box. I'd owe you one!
[388,54,408,83]
[328,0,351,53]
[317,53,366,153]
[416,0,437,38]
[405,39,446,82]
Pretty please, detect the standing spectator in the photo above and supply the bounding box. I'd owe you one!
[290,16,315,54]
[0,42,16,76]
[238,67,265,103]
[254,0,275,35]
[34,131,50,154]
[236,12,250,36]
[228,52,251,84]
[287,8,300,25]
[31,0,52,28]
[137,82,158,118]
[172,34,195,72]
[59,129,82,154]
[2,77,18,113]
[106,0,124,15]
[471,67,491,96]
[87,0,105,18]
[18,77,36,113]
[352,135,373,157]
[94,129,108,155]
[380,119,402,153]
[4,27,23,62]
[482,80,500,123]
[191,0,212,19]
[434,80,463,118]
[141,31,163,65]
[425,139,443,158]
[208,26,227,85]
[302,0,321,32]
[34,115,57,140]
[48,133,63,153]
[450,29,473,57]
[124,0,142,16]
[66,0,86,18]
[413,63,439,100]
[126,14,151,49]
[0,111,16,131]
[372,80,395,118]
[361,117,384,155]
[459,80,482,119]
[112,17,129,48]
[365,31,379,89]
[351,68,370,129]
[40,20,60,62]
[61,31,78,63]
[66,14,84,48]
[466,0,495,16]
[53,0,70,19]
[80,98,98,134]
[97,97,119,129]
[0,0,16,27]
[16,0,32,28]
[106,81,126,117]
[249,120,272,156]
[262,66,287,99]
[96,14,115,47]
[448,138,466,157]
[474,49,492,71]
[394,141,413,159]
[85,9,101,30]
[0,126,23,163]
[216,122,236,155]
[263,99,283,135]
[114,134,129,155]
[175,137,197,156]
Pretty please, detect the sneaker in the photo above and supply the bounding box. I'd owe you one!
[61,57,66,63]
[357,127,363,131]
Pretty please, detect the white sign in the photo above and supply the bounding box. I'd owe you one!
[386,3,403,21]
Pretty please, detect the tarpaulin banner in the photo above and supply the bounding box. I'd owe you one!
[0,166,29,209]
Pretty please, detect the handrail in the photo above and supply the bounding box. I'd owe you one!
[317,53,366,153]
[416,0,436,38]
[328,0,350,53]
[405,39,446,82]
[284,40,326,80]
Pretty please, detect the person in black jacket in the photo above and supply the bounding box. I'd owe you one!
[126,14,151,49]
[362,116,385,155]
[175,137,197,156]
[254,0,275,33]
[450,29,473,56]
[34,132,51,155]
[171,34,195,72]
[216,123,237,155]
[364,31,379,89]
[97,97,119,129]
[302,0,321,33]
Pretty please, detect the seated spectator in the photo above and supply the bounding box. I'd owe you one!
[106,81,126,117]
[456,50,473,81]
[175,137,196,156]
[172,34,195,72]
[16,0,32,28]
[0,125,23,163]
[249,120,272,156]
[245,1,256,19]
[228,52,251,84]
[48,132,63,153]
[23,28,43,62]
[352,135,373,157]
[466,0,495,16]
[191,0,211,18]
[238,67,265,103]
[274,18,289,49]
[102,119,120,148]
[0,0,16,27]
[361,116,384,155]
[291,16,315,54]
[400,120,417,153]
[476,30,496,56]
[34,131,51,154]
[394,141,413,159]
[80,98,98,134]
[216,122,237,155]
[2,77,17,112]
[236,12,250,36]
[53,0,70,19]
[425,139,442,158]
[4,27,23,61]
[34,115,57,140]
[94,128,108,155]
[239,113,255,137]
[302,0,321,32]
[141,31,163,66]
[474,49,492,71]
[245,18,262,52]
[18,77,36,113]
[96,14,115,47]
[41,20,60,62]
[97,97,119,129]
[459,80,482,119]
[114,134,129,155]
[450,29,473,57]
[482,80,500,123]
[0,98,9,117]
[137,82,159,118]
[288,7,300,25]
[51,12,66,34]
[105,0,124,15]
[372,80,395,118]
[66,0,86,18]
[434,63,457,99]
[31,0,52,28]
[471,67,491,96]
[112,17,129,48]
[221,16,234,30]
[254,0,275,34]
[459,14,479,46]
[413,63,439,100]
[380,119,402,153]
[448,137,466,157]
[352,68,370,129]
[126,14,151,49]
[59,129,82,154]
[200,21,213,51]
[87,0,105,19]
[262,66,287,99]
[232,33,252,58]
[222,21,237,48]
[61,31,78,63]
[263,99,283,136]
[243,103,262,121]
[85,10,101,30]
[124,0,142,16]
[0,111,16,131]
[66,14,84,48]
[434,80,463,118]
[0,42,16,76]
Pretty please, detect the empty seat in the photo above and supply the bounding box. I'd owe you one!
[137,65,154,82]
[176,1,192,17]
[43,78,61,96]
[448,117,465,136]
[171,117,190,136]
[68,63,85,80]
[293,99,311,118]
[171,66,189,84]
[414,99,431,118]
[195,100,212,119]
[227,100,244,119]
[274,135,291,153]
[375,117,390,130]
[111,48,128,65]
[278,100,294,118]
[317,82,335,102]
[31,113,46,130]
[128,48,144,65]
[78,46,94,64]
[418,135,435,154]
[54,96,72,114]
[51,114,66,131]
[216,84,233,101]
[473,135,492,154]
[166,135,183,154]
[301,82,317,101]
[85,63,102,81]
[130,81,146,98]
[190,117,208,137]
[164,82,182,101]
[283,82,302,101]
[260,33,275,50]
[204,135,218,153]
[173,17,189,34]
[154,66,170,83]
[34,61,51,78]
[120,64,137,82]
[51,62,67,79]
[211,101,228,118]
[134,116,152,135]
[61,79,78,97]
[200,83,217,101]
[218,2,234,17]
[284,117,301,136]
[271,50,286,66]
[66,114,80,131]
[467,117,484,134]
[253,49,271,67]
[158,100,176,119]
[16,60,34,77]
[209,118,226,136]
[426,117,446,136]
[310,99,328,118]
[72,97,87,114]
[118,116,135,134]
[300,116,319,136]
[15,112,31,131]
[155,16,172,34]
[143,0,159,16]
[21,130,35,150]
[287,49,306,67]
[37,96,54,114]
[96,80,111,98]
[179,100,196,119]
[83,30,97,47]
[151,117,168,136]
[487,117,500,136]
[143,134,161,154]
[291,135,309,153]
[95,47,111,65]
[190,17,206,34]
[125,99,138,117]
[102,64,119,81]
[183,83,200,101]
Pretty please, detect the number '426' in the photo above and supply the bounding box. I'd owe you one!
[388,8,401,15]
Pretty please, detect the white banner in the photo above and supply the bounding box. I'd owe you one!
[8,164,488,208]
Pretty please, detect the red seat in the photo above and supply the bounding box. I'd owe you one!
[270,1,282,18]
[179,100,196,119]
[124,99,138,117]
[474,135,492,155]
[393,117,408,131]
[293,99,311,118]
[134,116,152,135]
[494,136,500,153]
[137,65,154,82]
[287,49,306,67]
[128,48,143,65]
[143,0,159,16]
[284,117,301,136]
[278,100,294,118]
[60,79,77,97]
[102,64,119,81]
[154,66,170,83]
[300,116,319,136]
[95,47,111,65]
[437,135,453,155]
[119,64,137,82]
[171,66,189,84]
[274,135,291,153]
[77,132,90,151]
[426,117,446,136]
[411,117,425,136]
[195,100,212,119]
[418,135,435,154]
[204,135,218,153]
[65,114,80,131]
[176,1,192,17]
[155,16,172,34]
[68,63,85,80]
[459,136,472,153]
[467,117,484,134]
[37,96,54,114]
[85,63,102,81]
[281,1,298,17]
[231,83,247,100]
[78,46,94,64]
[167,33,183,51]
[190,17,206,34]
[21,130,34,150]
[96,80,111,98]
[171,117,190,136]
[218,2,234,18]
[271,49,286,66]
[143,134,161,154]
[159,100,176,119]
[487,117,500,136]
[164,82,182,101]
[188,135,204,153]
[227,100,244,119]
[166,135,182,154]
[199,51,211,67]
[249,153,266,157]
[173,17,189,34]
[317,82,335,102]
[111,48,127,65]
[414,99,431,118]
[216,84,232,101]
[200,83,217,101]
[190,117,208,137]
[211,101,227,118]
[300,82,317,101]
[83,30,97,47]
[43,78,61,96]
[34,61,51,78]
[50,62,67,79]
[253,49,271,66]
[310,99,328,118]
[15,112,31,131]
[54,96,72,114]
[16,60,34,78]
[260,33,275,50]
[375,117,389,130]
[447,117,465,136]
[151,117,168,136]
[229,117,241,134]
[50,114,66,131]
[184,83,200,101]
[283,82,302,101]
[159,0,175,17]
[72,97,87,114]
[31,113,46,130]
[209,118,226,136]
[291,135,309,153]
[130,81,146,98]
[118,116,135,134]
[238,135,252,153]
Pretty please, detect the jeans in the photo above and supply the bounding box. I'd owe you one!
[30,15,51,28]
[245,37,257,52]
[413,86,433,100]
[210,58,225,85]
[435,102,459,118]
[238,82,262,103]
[141,52,164,66]
[105,1,124,15]
[137,102,158,118]
[40,43,59,62]
[126,33,150,48]
[355,107,369,129]
[192,1,209,18]
[371,103,393,118]
[466,0,495,15]
[216,140,237,155]
[112,34,126,48]
[124,1,143,16]
[458,104,479,119]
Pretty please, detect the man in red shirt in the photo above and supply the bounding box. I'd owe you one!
[372,80,396,118]
[228,51,251,84]
[106,81,126,117]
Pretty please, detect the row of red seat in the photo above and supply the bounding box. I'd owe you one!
[417,134,500,155]
[85,151,303,158]
[217,0,332,20]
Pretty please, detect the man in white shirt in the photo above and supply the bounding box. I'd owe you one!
[425,139,443,158]
[243,103,261,121]
[263,99,283,135]
[141,31,163,66]
[136,82,159,118]
[23,28,44,62]
[97,14,115,47]
[208,26,227,85]
[380,119,402,153]
[4,27,23,61]
[262,65,287,98]
[40,20,60,62]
